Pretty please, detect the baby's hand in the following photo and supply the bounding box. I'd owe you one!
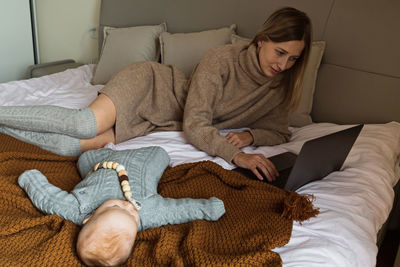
[225,131,253,148]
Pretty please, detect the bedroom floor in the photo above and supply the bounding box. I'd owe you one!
[377,230,400,267]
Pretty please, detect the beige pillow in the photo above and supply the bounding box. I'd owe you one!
[231,34,326,127]
[160,24,237,77]
[289,41,326,126]
[91,23,167,85]
[230,34,252,45]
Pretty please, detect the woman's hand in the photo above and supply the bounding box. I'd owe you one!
[233,152,279,182]
[226,131,254,148]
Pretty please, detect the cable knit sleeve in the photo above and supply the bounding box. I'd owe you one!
[248,104,292,146]
[77,148,114,178]
[18,169,83,224]
[183,50,242,163]
[139,195,225,231]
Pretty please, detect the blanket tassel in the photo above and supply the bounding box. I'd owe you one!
[281,193,319,223]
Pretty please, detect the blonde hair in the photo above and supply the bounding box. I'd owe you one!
[77,228,133,266]
[251,7,312,111]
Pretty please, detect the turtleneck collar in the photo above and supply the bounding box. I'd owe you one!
[238,43,282,86]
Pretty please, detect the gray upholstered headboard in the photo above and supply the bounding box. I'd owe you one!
[99,0,400,124]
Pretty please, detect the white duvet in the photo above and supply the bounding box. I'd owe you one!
[1,65,399,267]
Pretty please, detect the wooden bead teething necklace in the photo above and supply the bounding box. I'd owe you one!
[93,161,142,210]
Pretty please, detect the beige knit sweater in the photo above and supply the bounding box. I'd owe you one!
[183,44,291,162]
[100,44,291,163]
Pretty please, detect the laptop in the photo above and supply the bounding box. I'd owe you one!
[233,124,364,191]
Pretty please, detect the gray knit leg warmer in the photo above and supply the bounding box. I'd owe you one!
[0,105,97,139]
[0,126,81,156]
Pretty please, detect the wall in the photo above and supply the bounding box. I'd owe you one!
[0,1,35,82]
[311,0,400,124]
[35,0,101,64]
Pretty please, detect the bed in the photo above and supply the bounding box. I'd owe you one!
[1,0,400,266]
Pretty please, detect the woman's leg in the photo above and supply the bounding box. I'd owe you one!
[0,121,115,157]
[0,105,96,139]
[80,128,115,153]
[0,94,117,156]
[0,94,116,139]
[87,94,116,135]
[0,126,81,156]
[79,94,117,152]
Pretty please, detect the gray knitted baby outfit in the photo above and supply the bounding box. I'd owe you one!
[18,146,225,230]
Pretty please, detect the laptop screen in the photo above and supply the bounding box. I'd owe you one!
[284,124,363,191]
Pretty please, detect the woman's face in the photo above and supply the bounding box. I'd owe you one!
[257,40,305,77]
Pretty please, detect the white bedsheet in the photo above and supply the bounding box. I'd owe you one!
[0,64,102,108]
[1,65,399,267]
[110,123,400,267]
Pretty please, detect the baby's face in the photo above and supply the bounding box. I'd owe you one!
[87,199,140,226]
[77,199,140,265]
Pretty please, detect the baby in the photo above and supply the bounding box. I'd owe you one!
[18,146,225,266]
[77,199,140,265]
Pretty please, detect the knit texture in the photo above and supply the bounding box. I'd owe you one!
[99,44,291,163]
[183,44,291,163]
[0,133,318,266]
[0,106,97,139]
[0,125,81,156]
[18,147,226,227]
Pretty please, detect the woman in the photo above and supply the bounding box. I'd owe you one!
[183,7,311,181]
[0,7,311,182]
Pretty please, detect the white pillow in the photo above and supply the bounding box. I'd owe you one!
[91,23,167,85]
[160,25,237,77]
[231,34,326,127]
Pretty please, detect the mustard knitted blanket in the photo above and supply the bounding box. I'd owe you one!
[0,133,318,266]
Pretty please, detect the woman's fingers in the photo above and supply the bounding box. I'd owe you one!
[254,160,278,182]
[233,153,279,182]
[258,157,279,179]
[252,167,265,181]
[226,133,240,147]
[253,159,274,182]
[252,163,279,182]
[225,131,254,148]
